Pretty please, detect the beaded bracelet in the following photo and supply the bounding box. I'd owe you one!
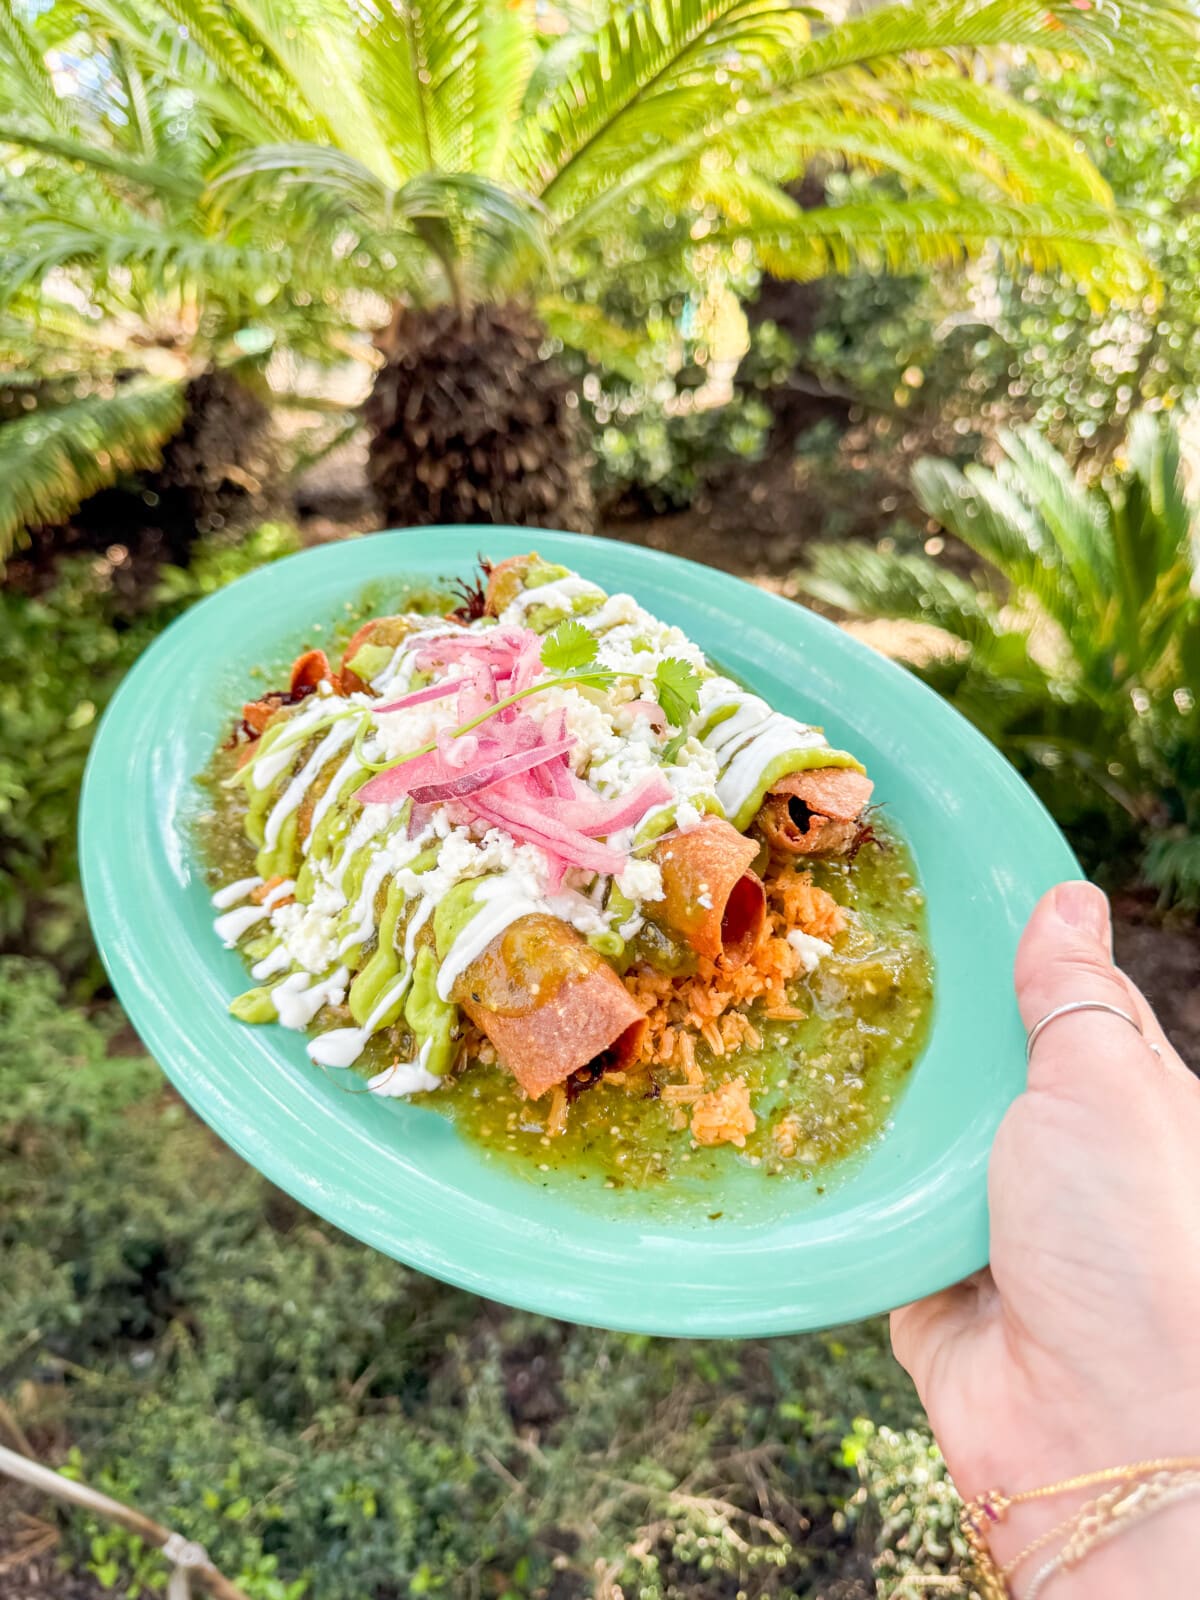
[962,1456,1200,1598]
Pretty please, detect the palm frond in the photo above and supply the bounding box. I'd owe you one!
[71,0,276,144]
[914,442,1099,631]
[216,0,399,183]
[111,38,158,159]
[742,199,1146,299]
[0,0,75,135]
[786,0,1197,96]
[1106,416,1196,671]
[905,78,1114,208]
[394,171,551,299]
[1142,831,1200,908]
[512,0,807,204]
[439,0,535,178]
[352,0,535,180]
[798,543,1003,650]
[0,294,132,367]
[667,103,1100,224]
[550,25,1133,253]
[1125,408,1192,569]
[996,428,1114,612]
[148,0,310,141]
[0,378,185,565]
[0,214,283,304]
[210,142,392,220]
[0,125,202,199]
[912,455,1046,580]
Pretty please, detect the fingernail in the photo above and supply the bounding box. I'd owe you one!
[1054,880,1111,947]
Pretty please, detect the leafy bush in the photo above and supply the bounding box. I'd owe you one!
[586,321,792,514]
[800,416,1200,899]
[1,957,968,1598]
[957,72,1200,454]
[0,523,301,984]
[773,75,1200,470]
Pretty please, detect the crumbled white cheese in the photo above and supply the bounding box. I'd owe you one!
[392,824,550,908]
[586,592,708,684]
[617,858,664,904]
[531,683,621,773]
[545,887,610,936]
[787,930,833,973]
[271,899,341,975]
[372,689,463,761]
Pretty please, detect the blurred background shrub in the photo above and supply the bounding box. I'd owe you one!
[800,415,1200,905]
[0,523,300,985]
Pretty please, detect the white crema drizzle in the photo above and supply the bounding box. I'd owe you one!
[435,874,544,1002]
[698,682,829,824]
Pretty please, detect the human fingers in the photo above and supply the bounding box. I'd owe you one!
[1014,882,1183,1088]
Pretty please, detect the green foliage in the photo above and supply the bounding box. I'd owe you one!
[776,74,1200,465]
[800,416,1200,900]
[0,956,966,1598]
[954,72,1200,453]
[0,0,358,535]
[0,522,301,983]
[0,379,185,565]
[587,319,791,513]
[5,0,1189,358]
[2,0,1196,534]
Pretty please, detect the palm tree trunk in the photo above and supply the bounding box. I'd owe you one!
[363,302,595,533]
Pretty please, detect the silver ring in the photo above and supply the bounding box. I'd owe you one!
[1026,1000,1162,1063]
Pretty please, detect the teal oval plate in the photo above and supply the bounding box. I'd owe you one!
[80,528,1075,1336]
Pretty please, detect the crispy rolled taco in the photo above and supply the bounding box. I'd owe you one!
[649,816,765,964]
[451,913,646,1099]
[757,767,875,858]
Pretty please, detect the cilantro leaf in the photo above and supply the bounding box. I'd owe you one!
[568,667,619,690]
[654,656,701,730]
[541,619,597,673]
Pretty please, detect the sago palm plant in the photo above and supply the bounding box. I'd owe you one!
[800,416,1200,902]
[3,0,1197,541]
[0,0,356,566]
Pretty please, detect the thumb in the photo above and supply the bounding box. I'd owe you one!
[1015,881,1173,1088]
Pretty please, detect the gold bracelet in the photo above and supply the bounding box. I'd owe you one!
[1023,1472,1200,1598]
[961,1456,1200,1598]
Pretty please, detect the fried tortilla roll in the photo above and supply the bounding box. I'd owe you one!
[485,553,541,616]
[650,816,765,964]
[757,768,875,858]
[453,913,647,1099]
[236,649,341,770]
[339,615,422,691]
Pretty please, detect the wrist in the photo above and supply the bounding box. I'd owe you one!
[1010,1494,1200,1599]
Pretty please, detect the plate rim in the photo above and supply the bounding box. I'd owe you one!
[80,526,1077,1335]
